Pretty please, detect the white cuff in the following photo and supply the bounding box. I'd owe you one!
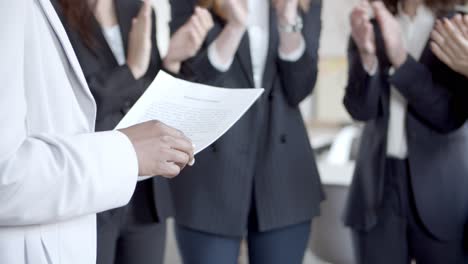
[278,36,306,62]
[363,58,378,76]
[208,42,234,72]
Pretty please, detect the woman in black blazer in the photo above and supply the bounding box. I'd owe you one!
[168,0,323,263]
[345,1,468,263]
[53,1,212,263]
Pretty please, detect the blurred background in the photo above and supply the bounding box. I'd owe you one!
[153,0,362,263]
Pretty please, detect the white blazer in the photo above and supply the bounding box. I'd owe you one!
[0,0,139,263]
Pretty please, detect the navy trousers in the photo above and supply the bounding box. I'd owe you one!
[352,158,468,264]
[175,199,311,264]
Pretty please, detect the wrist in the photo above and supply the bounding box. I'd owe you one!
[226,21,247,34]
[361,53,378,74]
[392,51,407,69]
[127,62,144,80]
[162,58,181,74]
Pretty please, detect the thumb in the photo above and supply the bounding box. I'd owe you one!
[372,1,390,21]
[138,0,152,19]
[372,2,389,32]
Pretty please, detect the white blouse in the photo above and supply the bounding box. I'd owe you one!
[386,5,435,158]
[208,0,306,88]
[102,25,126,66]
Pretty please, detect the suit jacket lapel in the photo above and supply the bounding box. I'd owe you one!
[37,0,94,102]
[262,6,278,89]
[236,33,255,87]
[90,16,120,66]
[115,0,132,54]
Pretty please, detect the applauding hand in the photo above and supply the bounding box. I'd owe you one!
[350,1,377,71]
[431,15,468,77]
[127,0,153,79]
[223,0,248,28]
[372,1,407,68]
[274,0,300,26]
[164,7,214,73]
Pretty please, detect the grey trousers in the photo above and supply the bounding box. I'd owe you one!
[96,180,166,264]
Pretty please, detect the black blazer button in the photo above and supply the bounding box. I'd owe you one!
[280,134,287,144]
[268,93,274,101]
[211,144,218,153]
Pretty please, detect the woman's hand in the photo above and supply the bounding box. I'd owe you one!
[163,7,214,73]
[273,0,300,26]
[350,1,377,71]
[126,0,153,80]
[274,0,305,57]
[373,1,407,68]
[431,15,468,77]
[222,0,248,29]
[119,121,195,178]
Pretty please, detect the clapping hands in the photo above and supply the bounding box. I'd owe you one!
[431,15,468,77]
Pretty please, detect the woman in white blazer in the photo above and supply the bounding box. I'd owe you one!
[0,0,194,264]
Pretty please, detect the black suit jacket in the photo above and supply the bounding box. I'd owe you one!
[52,0,173,221]
[344,17,468,241]
[168,0,324,236]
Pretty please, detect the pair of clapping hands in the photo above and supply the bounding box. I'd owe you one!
[350,0,468,78]
[127,0,214,78]
[431,14,468,78]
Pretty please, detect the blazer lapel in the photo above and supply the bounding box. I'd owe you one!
[236,33,255,88]
[90,16,120,66]
[36,0,94,102]
[115,0,133,55]
[262,6,278,89]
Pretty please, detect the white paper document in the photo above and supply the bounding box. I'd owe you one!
[116,71,264,154]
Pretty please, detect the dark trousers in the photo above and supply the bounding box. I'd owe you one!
[352,158,468,264]
[175,199,311,264]
[97,180,166,264]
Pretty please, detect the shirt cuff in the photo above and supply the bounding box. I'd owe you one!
[363,57,378,76]
[278,36,306,62]
[208,42,234,72]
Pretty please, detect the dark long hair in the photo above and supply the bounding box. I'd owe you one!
[376,0,463,15]
[57,0,97,49]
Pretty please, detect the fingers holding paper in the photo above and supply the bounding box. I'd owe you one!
[119,120,195,179]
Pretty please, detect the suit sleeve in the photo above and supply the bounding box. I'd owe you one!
[0,0,138,226]
[277,1,322,106]
[343,39,383,121]
[390,55,466,133]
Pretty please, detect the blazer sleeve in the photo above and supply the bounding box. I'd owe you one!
[0,1,138,226]
[276,1,322,106]
[390,55,466,133]
[343,39,383,121]
[169,0,228,84]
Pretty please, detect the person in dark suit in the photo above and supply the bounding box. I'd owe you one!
[345,1,468,263]
[52,1,212,263]
[168,0,323,263]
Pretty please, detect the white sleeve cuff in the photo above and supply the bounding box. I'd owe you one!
[208,42,234,72]
[363,58,378,76]
[278,36,306,62]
